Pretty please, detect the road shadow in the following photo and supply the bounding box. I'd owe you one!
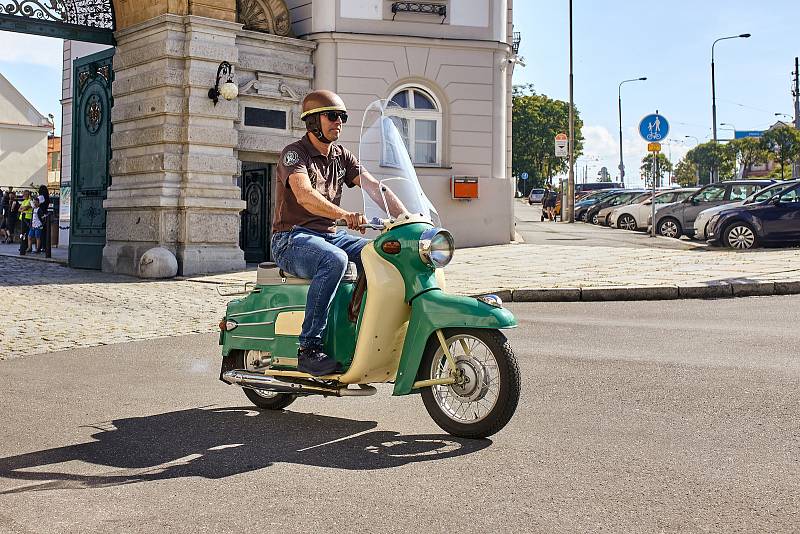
[0,406,489,493]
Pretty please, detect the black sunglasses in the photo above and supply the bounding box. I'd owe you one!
[323,111,348,123]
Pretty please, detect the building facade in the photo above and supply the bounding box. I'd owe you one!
[57,0,518,276]
[0,73,53,188]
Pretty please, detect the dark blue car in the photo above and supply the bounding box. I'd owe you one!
[706,179,800,249]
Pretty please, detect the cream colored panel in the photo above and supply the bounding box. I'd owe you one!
[339,245,410,384]
[275,311,305,335]
[340,0,381,20]
[450,0,489,27]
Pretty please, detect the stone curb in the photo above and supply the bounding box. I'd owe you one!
[473,280,800,302]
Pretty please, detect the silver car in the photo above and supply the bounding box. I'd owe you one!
[610,188,697,231]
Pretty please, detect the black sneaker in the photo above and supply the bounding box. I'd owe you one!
[297,346,338,376]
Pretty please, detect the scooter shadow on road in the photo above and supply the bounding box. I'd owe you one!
[0,406,490,494]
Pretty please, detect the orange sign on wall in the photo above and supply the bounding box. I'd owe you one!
[451,176,479,200]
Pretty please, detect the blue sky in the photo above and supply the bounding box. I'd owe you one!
[1,2,797,187]
[513,0,799,185]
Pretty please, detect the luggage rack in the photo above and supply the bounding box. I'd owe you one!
[216,281,260,296]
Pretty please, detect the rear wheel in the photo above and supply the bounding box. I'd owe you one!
[723,222,758,249]
[619,214,637,230]
[420,329,520,439]
[657,217,682,239]
[591,213,600,225]
[233,350,298,410]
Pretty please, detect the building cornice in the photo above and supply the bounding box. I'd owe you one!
[304,31,512,53]
[0,122,53,132]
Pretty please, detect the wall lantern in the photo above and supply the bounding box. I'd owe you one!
[208,61,238,105]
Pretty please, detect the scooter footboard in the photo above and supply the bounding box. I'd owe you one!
[392,289,517,396]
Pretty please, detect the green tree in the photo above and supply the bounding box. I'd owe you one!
[686,142,736,184]
[512,84,584,194]
[673,157,699,187]
[728,137,770,178]
[761,126,800,180]
[640,153,673,187]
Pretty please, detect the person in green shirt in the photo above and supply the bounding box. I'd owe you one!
[18,190,32,254]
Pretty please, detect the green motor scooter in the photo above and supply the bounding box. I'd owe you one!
[218,100,520,438]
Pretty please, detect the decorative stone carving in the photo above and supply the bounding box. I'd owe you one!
[237,0,291,36]
[238,72,307,102]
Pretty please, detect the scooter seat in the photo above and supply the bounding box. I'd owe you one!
[256,261,358,285]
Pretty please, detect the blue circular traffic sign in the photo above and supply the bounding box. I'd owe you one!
[520,172,529,181]
[639,113,669,142]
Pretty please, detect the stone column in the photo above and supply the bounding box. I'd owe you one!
[104,14,246,276]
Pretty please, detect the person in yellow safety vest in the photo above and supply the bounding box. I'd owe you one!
[18,190,32,252]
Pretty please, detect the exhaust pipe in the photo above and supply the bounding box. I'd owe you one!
[222,370,376,397]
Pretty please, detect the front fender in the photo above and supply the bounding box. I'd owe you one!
[392,289,517,396]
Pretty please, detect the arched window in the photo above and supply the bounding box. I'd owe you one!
[388,86,442,165]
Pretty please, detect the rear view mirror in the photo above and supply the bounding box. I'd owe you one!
[772,196,781,205]
[643,199,652,205]
[691,198,699,205]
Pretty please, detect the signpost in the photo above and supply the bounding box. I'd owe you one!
[733,130,764,139]
[555,133,568,157]
[520,172,528,180]
[640,112,669,237]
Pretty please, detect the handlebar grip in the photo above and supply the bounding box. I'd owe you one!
[334,219,349,226]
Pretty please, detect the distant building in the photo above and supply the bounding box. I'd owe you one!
[47,136,62,189]
[0,73,53,188]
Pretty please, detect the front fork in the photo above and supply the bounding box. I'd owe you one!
[410,330,461,389]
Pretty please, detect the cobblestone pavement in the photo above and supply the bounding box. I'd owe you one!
[3,234,800,359]
[0,257,232,360]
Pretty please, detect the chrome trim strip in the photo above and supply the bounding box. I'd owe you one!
[231,336,276,341]
[229,305,304,318]
[237,321,275,327]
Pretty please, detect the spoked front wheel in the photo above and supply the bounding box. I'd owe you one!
[420,329,520,439]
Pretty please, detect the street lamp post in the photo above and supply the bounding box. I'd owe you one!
[711,33,750,181]
[618,77,647,187]
[720,122,736,139]
[567,0,575,223]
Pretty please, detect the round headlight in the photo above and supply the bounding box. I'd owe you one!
[419,228,454,268]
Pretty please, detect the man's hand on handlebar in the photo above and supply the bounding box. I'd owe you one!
[342,211,368,233]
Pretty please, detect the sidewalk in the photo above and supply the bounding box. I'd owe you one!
[189,241,800,302]
[0,241,68,264]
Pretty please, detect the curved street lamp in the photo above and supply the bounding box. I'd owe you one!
[711,33,750,143]
[618,76,647,187]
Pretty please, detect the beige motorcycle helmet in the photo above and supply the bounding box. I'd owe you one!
[300,89,348,143]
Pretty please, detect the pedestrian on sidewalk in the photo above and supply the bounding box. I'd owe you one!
[0,188,9,242]
[543,183,557,222]
[27,197,43,254]
[4,191,19,244]
[18,190,32,254]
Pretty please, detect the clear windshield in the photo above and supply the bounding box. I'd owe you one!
[358,100,440,225]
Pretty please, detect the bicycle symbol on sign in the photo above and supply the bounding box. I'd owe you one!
[646,116,663,140]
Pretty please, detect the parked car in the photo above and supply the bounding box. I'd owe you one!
[585,190,646,225]
[610,188,697,231]
[593,192,653,226]
[528,188,545,204]
[574,189,626,221]
[693,181,799,240]
[706,180,800,249]
[653,180,774,239]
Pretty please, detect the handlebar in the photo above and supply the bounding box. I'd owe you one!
[335,217,386,230]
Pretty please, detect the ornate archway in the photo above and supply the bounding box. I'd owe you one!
[0,0,115,43]
[237,0,290,36]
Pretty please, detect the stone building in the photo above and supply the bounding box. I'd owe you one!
[48,0,518,275]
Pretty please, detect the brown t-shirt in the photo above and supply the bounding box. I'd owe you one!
[273,134,361,233]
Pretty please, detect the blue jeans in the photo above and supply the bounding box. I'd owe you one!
[271,227,369,349]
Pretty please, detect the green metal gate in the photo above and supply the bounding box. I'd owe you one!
[240,164,273,264]
[69,48,113,270]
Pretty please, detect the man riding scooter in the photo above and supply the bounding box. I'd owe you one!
[271,89,406,376]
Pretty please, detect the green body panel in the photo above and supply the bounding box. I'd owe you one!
[220,281,359,369]
[374,223,440,302]
[392,289,517,396]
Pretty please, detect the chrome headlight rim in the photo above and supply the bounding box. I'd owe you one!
[419,227,455,269]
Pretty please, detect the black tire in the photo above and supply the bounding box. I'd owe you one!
[657,217,682,239]
[578,210,588,222]
[233,350,298,410]
[419,329,521,439]
[591,213,600,225]
[723,221,758,249]
[619,214,637,231]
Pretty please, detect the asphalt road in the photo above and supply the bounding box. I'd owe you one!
[1,297,799,533]
[514,201,705,250]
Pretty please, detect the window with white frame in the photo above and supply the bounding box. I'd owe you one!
[388,86,442,165]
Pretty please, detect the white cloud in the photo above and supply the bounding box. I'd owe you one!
[566,124,691,187]
[0,33,62,68]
